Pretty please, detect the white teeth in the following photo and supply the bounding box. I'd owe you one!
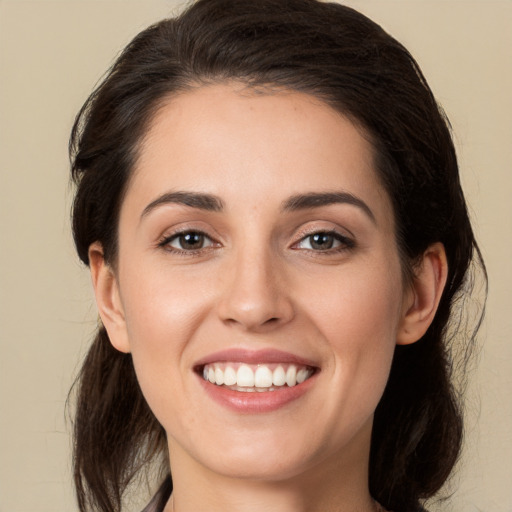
[223,365,237,386]
[254,366,273,388]
[236,365,255,387]
[214,367,224,385]
[202,363,314,389]
[296,367,309,384]
[272,366,286,386]
[286,365,297,387]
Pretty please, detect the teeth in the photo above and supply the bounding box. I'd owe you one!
[272,366,286,386]
[214,367,224,386]
[286,365,297,387]
[254,366,273,387]
[237,365,254,387]
[202,363,313,390]
[223,365,237,386]
[296,368,309,384]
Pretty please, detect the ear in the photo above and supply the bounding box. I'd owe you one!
[88,242,130,353]
[397,242,448,346]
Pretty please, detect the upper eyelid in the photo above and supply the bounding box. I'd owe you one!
[160,229,217,244]
[298,229,350,240]
[292,223,354,242]
[294,231,353,246]
[158,224,220,242]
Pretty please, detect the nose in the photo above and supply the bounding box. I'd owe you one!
[216,247,295,332]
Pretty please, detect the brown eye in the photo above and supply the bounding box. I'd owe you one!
[166,231,213,251]
[309,233,335,250]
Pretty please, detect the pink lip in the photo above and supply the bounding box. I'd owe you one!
[194,348,319,414]
[197,373,317,413]
[194,348,318,368]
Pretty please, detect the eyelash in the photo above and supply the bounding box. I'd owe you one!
[158,230,218,256]
[291,229,355,254]
[157,229,355,256]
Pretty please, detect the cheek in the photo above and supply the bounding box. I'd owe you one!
[308,261,403,346]
[303,261,403,398]
[116,262,216,414]
[119,256,216,347]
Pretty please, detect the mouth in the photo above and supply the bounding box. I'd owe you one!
[194,349,319,412]
[199,362,316,392]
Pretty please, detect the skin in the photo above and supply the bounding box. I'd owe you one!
[90,84,447,512]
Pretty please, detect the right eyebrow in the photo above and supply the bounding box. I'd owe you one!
[140,191,224,220]
[281,191,376,224]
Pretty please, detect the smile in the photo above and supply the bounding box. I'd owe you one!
[202,362,315,391]
[195,349,319,412]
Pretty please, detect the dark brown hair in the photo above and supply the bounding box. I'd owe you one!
[69,1,485,511]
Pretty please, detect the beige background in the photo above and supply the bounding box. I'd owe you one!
[0,1,510,511]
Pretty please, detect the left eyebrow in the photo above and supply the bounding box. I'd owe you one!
[281,192,375,223]
[140,191,224,220]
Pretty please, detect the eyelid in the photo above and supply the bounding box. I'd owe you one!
[292,220,355,239]
[155,219,222,244]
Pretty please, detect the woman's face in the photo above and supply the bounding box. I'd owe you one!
[106,84,413,483]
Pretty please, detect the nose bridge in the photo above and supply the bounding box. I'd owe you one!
[217,235,293,330]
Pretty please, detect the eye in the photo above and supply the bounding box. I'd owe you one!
[294,231,354,251]
[160,231,215,252]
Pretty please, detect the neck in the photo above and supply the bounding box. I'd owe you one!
[166,480,377,512]
[164,424,377,512]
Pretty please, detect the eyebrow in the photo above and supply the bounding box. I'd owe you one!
[141,191,224,219]
[282,192,375,223]
[140,190,375,223]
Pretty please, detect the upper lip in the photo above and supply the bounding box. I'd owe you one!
[194,348,318,369]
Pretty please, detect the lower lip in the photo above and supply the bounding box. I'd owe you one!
[198,373,316,413]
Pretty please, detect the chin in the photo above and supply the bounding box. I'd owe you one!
[204,447,317,482]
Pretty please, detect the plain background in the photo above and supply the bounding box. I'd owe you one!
[0,1,511,511]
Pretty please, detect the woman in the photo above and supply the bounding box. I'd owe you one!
[69,1,485,511]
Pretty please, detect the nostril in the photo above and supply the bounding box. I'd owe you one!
[217,282,295,330]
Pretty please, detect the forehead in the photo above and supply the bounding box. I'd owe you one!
[125,83,393,223]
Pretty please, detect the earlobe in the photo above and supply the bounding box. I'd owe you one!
[88,242,131,353]
[397,242,448,346]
